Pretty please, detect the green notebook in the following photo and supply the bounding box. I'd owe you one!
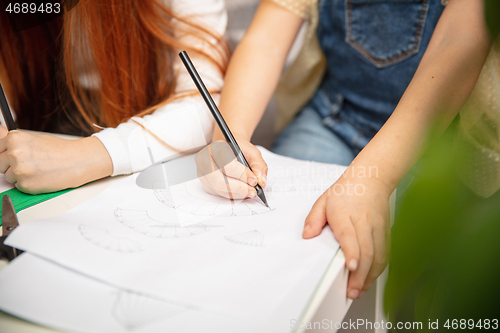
[0,188,75,226]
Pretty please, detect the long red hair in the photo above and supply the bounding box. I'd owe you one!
[0,0,229,135]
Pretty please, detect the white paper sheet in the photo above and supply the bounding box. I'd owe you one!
[5,149,344,320]
[0,252,336,333]
[0,254,255,333]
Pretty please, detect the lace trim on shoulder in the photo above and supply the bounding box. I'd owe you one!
[270,0,311,19]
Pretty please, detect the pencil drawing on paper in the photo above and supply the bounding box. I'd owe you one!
[225,230,265,247]
[114,208,212,238]
[153,181,275,217]
[78,224,144,253]
[112,290,186,331]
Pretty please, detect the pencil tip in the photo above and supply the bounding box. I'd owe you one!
[260,196,270,208]
[257,193,269,208]
[255,184,269,208]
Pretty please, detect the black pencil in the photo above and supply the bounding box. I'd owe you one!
[179,51,269,208]
[0,83,17,131]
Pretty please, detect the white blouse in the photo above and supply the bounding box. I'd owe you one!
[93,0,226,176]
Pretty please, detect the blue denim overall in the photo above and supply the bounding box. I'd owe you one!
[273,0,446,166]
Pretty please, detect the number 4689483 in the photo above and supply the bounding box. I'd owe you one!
[444,319,499,330]
[6,3,61,14]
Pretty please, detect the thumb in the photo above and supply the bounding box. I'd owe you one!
[244,146,268,188]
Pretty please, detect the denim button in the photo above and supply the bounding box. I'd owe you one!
[323,116,337,129]
[330,92,344,116]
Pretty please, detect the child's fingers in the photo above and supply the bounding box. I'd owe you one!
[196,141,269,199]
[346,220,374,299]
[328,212,360,275]
[218,158,257,185]
[202,168,256,199]
[207,141,262,187]
[195,143,257,193]
[243,147,268,187]
[363,220,389,292]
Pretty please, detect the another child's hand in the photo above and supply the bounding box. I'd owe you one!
[195,139,268,199]
[0,131,112,194]
[303,176,391,299]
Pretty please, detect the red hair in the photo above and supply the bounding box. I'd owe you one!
[0,0,229,134]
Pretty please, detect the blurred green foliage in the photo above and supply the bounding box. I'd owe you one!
[484,0,500,37]
[384,129,500,331]
[383,2,500,331]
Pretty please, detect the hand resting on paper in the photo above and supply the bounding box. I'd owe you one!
[0,130,113,194]
[195,139,268,200]
[303,174,391,299]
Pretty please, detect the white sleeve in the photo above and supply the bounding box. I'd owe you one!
[93,0,226,176]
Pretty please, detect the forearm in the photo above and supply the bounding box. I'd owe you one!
[214,37,282,141]
[347,0,491,193]
[72,137,113,186]
[214,0,303,141]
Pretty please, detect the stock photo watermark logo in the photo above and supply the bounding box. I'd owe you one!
[268,163,379,198]
[2,0,79,32]
[291,318,424,331]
